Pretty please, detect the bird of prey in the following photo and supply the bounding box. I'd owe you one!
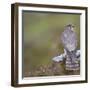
[60,24,79,70]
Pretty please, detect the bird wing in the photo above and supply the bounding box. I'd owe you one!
[52,53,66,62]
[61,30,77,51]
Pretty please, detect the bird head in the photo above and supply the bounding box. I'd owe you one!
[65,24,75,31]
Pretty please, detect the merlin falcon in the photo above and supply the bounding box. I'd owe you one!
[61,24,79,70]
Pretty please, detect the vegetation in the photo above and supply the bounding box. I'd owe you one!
[22,11,80,77]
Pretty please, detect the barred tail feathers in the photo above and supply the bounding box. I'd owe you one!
[66,50,79,70]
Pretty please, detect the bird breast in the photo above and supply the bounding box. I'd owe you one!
[61,29,77,51]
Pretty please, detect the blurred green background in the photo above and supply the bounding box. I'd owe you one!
[22,11,80,77]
